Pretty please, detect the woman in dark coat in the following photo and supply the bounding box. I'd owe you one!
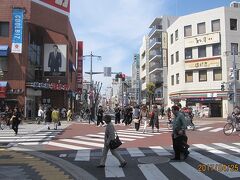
[11,107,21,135]
[45,107,52,130]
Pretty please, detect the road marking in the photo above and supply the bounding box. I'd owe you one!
[209,128,223,132]
[105,152,125,178]
[138,164,168,180]
[60,139,104,148]
[18,142,41,145]
[170,162,212,180]
[149,146,172,156]
[74,149,91,161]
[88,134,135,141]
[74,136,105,142]
[47,141,89,150]
[126,147,145,157]
[189,149,240,178]
[116,131,153,137]
[98,132,144,139]
[213,143,240,153]
[197,127,213,131]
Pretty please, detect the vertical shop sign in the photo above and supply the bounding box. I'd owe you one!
[77,41,83,94]
[11,8,24,54]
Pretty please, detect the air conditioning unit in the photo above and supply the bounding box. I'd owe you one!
[230,1,240,8]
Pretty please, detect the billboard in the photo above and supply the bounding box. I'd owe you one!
[11,8,24,54]
[32,0,70,15]
[43,44,67,76]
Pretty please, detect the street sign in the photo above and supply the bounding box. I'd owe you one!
[104,67,111,77]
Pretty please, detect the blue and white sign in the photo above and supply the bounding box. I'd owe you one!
[11,8,24,54]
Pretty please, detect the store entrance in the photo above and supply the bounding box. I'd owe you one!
[210,103,222,117]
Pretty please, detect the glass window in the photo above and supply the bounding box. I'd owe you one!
[185,71,193,83]
[175,29,178,41]
[212,43,221,56]
[171,54,174,65]
[171,34,173,44]
[198,46,206,58]
[176,73,179,84]
[199,70,207,82]
[176,51,179,62]
[230,18,237,30]
[185,48,192,59]
[0,22,9,37]
[197,22,206,34]
[231,43,238,55]
[213,69,222,81]
[184,25,192,37]
[237,70,240,80]
[171,75,174,85]
[212,19,220,32]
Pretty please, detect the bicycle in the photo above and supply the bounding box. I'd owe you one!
[0,113,7,130]
[223,113,240,136]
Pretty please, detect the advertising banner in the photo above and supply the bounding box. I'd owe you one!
[77,41,83,94]
[33,0,70,15]
[11,8,24,54]
[43,44,67,76]
[185,58,221,70]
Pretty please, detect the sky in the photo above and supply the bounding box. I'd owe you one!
[70,0,232,93]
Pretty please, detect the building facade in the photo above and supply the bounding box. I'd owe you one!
[131,54,141,104]
[0,0,79,118]
[167,6,240,118]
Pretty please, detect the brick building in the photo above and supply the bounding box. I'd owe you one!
[0,0,80,118]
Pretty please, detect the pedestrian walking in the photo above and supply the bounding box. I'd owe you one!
[67,108,72,121]
[51,107,60,130]
[139,105,149,133]
[97,115,127,168]
[97,106,104,126]
[150,105,160,133]
[133,105,140,131]
[37,106,44,124]
[45,107,52,130]
[114,104,121,124]
[171,105,189,160]
[11,107,21,135]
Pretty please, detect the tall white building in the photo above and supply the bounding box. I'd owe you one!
[131,54,141,104]
[167,6,240,118]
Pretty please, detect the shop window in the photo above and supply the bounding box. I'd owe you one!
[185,48,192,59]
[171,34,173,44]
[231,43,238,55]
[212,43,221,56]
[176,51,179,62]
[199,70,207,82]
[171,54,174,65]
[213,69,222,81]
[171,75,174,85]
[185,71,193,83]
[198,46,206,58]
[212,19,220,32]
[230,18,237,30]
[176,73,179,84]
[0,22,9,37]
[197,22,206,34]
[175,29,178,41]
[184,25,192,37]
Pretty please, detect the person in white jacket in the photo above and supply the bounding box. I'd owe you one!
[97,115,127,168]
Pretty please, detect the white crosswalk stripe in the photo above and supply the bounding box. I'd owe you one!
[197,127,213,131]
[62,142,240,179]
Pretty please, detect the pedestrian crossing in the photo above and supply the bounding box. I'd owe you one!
[57,142,240,179]
[0,123,69,146]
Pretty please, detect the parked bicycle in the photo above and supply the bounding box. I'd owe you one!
[223,112,240,136]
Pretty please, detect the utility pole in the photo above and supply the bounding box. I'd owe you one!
[233,46,237,107]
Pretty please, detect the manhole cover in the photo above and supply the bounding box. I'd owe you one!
[138,156,170,164]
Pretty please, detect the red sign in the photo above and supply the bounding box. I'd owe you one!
[37,0,70,14]
[77,41,83,94]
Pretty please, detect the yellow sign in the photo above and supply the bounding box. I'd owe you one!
[185,58,221,70]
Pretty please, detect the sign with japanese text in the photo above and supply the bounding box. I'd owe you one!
[77,41,83,94]
[185,58,221,70]
[11,8,24,54]
[184,32,220,48]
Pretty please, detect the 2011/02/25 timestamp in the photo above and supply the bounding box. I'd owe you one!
[198,164,239,172]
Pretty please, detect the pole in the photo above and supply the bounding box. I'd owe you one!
[90,52,93,86]
[122,80,124,107]
[233,47,237,107]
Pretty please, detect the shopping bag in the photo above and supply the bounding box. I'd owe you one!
[109,133,122,149]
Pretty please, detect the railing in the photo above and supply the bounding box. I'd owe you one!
[149,62,163,72]
[149,50,162,60]
[148,25,163,37]
[149,38,162,48]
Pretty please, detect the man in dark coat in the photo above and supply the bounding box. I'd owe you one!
[48,44,62,73]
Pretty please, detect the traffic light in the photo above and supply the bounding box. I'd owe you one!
[221,84,225,91]
[229,68,234,80]
[115,73,119,81]
[228,93,233,100]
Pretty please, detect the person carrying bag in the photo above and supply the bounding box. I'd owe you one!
[97,115,127,168]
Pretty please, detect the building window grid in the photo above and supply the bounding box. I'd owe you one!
[185,71,193,83]
[176,51,179,62]
[230,18,237,31]
[176,73,179,84]
[213,69,222,81]
[171,54,174,65]
[198,46,206,58]
[212,43,221,56]
[171,75,174,85]
[0,22,9,37]
[185,48,192,59]
[175,29,178,41]
[197,22,206,34]
[212,19,220,32]
[171,34,173,44]
[184,25,192,37]
[199,70,207,82]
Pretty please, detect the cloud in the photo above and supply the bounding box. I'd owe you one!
[70,0,167,91]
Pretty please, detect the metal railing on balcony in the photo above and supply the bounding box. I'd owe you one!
[149,62,163,72]
[149,50,162,60]
[148,25,163,37]
[149,38,162,48]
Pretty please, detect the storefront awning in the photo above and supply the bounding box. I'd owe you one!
[0,81,8,98]
[0,45,9,57]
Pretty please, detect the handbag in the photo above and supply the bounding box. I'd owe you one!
[109,132,122,149]
[133,118,139,123]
